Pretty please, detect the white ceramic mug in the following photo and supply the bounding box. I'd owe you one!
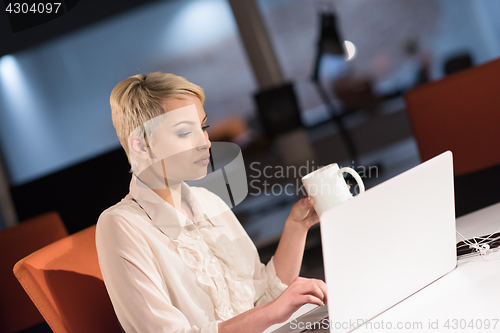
[301,163,365,216]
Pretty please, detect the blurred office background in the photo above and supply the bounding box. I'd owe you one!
[1,0,500,241]
[3,2,500,332]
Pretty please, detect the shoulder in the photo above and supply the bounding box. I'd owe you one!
[96,196,150,247]
[98,196,136,227]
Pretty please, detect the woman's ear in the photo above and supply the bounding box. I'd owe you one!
[128,135,152,160]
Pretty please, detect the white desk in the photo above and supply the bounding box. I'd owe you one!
[265,203,500,333]
[360,202,500,333]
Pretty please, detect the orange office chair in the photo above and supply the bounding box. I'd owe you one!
[0,211,68,333]
[405,57,500,216]
[13,224,122,333]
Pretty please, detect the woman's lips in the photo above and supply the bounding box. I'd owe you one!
[194,155,210,165]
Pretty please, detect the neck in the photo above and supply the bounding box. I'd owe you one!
[152,179,183,209]
[137,160,185,209]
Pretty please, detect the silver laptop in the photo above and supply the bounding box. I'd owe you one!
[268,151,457,333]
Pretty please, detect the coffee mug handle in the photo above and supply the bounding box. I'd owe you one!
[338,167,365,195]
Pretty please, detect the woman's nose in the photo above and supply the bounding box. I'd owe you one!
[195,129,211,150]
[205,133,211,149]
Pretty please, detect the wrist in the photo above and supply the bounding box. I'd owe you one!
[261,300,280,326]
[219,301,280,333]
[284,216,311,233]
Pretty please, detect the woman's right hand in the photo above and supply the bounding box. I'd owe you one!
[266,277,328,325]
[218,277,327,333]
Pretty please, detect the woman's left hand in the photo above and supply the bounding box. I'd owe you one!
[287,196,320,230]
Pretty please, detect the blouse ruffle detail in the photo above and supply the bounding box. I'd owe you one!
[171,218,255,321]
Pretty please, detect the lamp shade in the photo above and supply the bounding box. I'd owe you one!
[318,12,344,56]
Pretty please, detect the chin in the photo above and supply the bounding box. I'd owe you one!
[191,170,208,181]
[180,167,208,181]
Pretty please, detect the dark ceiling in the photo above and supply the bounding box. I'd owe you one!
[0,0,163,57]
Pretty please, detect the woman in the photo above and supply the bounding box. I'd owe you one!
[96,72,327,333]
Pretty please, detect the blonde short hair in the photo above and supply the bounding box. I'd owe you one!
[110,72,204,170]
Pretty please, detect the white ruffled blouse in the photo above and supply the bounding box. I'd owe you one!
[96,176,288,333]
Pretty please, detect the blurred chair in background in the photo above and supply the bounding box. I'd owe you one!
[13,225,122,333]
[332,75,379,114]
[0,211,67,333]
[443,52,473,76]
[405,57,500,216]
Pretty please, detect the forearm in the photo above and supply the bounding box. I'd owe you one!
[218,301,276,333]
[273,218,309,285]
[219,275,328,333]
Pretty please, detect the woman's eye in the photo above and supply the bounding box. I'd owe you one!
[202,125,210,132]
[178,132,192,138]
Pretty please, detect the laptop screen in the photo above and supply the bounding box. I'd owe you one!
[320,151,456,332]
